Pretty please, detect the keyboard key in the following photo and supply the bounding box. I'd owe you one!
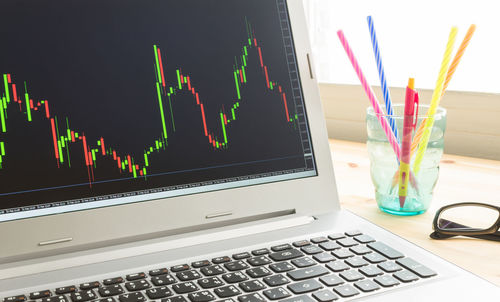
[126,273,146,281]
[214,285,241,298]
[187,291,215,302]
[368,242,404,259]
[145,286,172,299]
[3,296,26,302]
[201,265,225,276]
[396,257,437,278]
[172,282,199,294]
[80,281,100,290]
[239,280,267,292]
[246,267,272,278]
[353,235,375,244]
[212,256,231,264]
[161,296,187,302]
[319,242,341,251]
[29,290,51,300]
[55,285,76,295]
[393,270,419,283]
[280,295,315,302]
[363,252,386,264]
[319,274,344,287]
[222,272,248,283]
[374,275,400,287]
[345,257,369,268]
[291,257,316,268]
[359,265,384,277]
[149,268,169,276]
[287,279,323,294]
[312,290,339,302]
[345,230,362,237]
[378,261,402,273]
[125,279,151,291]
[349,245,372,255]
[98,285,124,297]
[151,274,177,286]
[269,262,295,273]
[301,245,323,255]
[103,277,124,285]
[263,274,290,287]
[198,277,224,289]
[225,261,249,271]
[41,296,67,302]
[310,236,329,244]
[271,243,292,252]
[293,240,311,247]
[251,248,270,256]
[98,299,115,302]
[161,297,187,302]
[70,290,97,302]
[313,252,335,263]
[337,238,358,247]
[326,261,350,272]
[233,252,251,260]
[331,249,354,259]
[177,270,202,281]
[354,279,380,292]
[118,292,145,302]
[237,293,266,302]
[327,233,345,240]
[269,249,304,261]
[247,256,272,266]
[339,270,364,282]
[287,265,329,281]
[192,261,211,268]
[332,284,359,298]
[263,287,291,300]
[171,264,190,272]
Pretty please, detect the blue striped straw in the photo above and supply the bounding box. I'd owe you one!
[367,16,400,143]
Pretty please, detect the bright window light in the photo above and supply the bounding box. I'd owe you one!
[304,0,500,94]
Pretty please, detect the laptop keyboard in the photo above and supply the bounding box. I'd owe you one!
[2,230,437,302]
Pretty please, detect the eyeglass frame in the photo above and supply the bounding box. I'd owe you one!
[431,202,500,240]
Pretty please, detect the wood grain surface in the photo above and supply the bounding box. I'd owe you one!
[329,139,500,286]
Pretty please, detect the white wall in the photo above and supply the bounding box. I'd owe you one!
[304,0,500,94]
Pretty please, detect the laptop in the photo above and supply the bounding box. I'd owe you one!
[0,0,498,300]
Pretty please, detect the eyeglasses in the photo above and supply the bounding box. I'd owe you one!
[430,202,500,242]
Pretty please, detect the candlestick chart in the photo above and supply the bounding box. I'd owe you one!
[0,0,315,215]
[0,21,298,186]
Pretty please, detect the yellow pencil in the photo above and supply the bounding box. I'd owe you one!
[399,78,417,208]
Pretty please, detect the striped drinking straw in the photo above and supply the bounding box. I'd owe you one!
[410,24,476,155]
[367,16,400,143]
[413,27,458,174]
[337,30,401,161]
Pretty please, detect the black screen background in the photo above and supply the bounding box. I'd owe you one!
[0,0,315,214]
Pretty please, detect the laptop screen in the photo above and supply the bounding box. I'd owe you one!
[0,0,316,222]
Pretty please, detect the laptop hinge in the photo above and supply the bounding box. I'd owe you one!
[0,214,314,280]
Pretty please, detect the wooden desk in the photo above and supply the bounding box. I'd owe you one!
[329,139,500,286]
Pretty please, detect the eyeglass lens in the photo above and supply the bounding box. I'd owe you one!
[438,205,499,231]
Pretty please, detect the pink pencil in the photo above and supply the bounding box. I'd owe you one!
[337,30,401,160]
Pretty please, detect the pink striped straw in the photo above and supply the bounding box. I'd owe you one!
[337,30,401,160]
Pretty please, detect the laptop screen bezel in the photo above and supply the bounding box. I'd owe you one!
[0,0,340,262]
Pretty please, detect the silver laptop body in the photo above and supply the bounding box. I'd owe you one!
[0,0,498,300]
